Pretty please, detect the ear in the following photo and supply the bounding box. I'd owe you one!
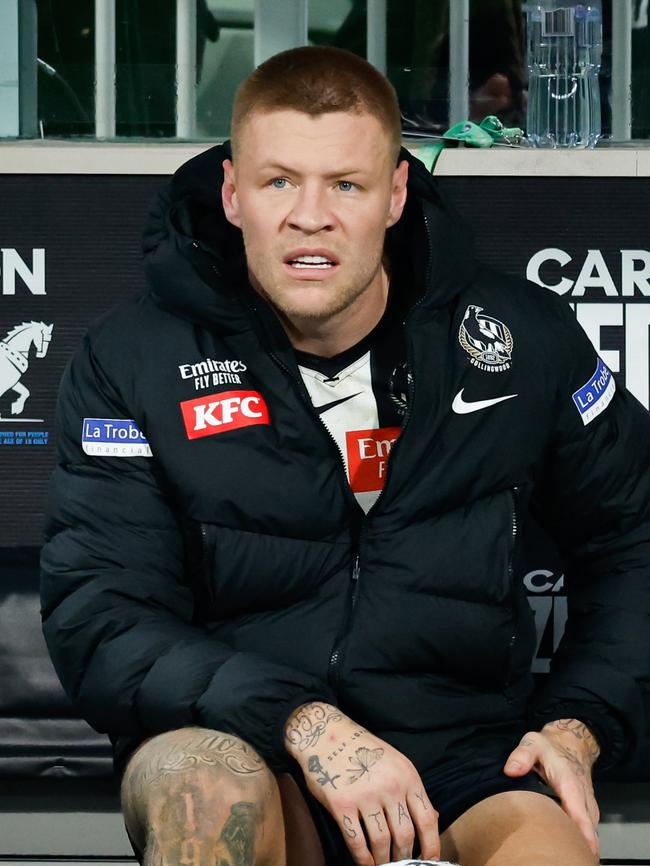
[221,159,242,228]
[386,159,409,228]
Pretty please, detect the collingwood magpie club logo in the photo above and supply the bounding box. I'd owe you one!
[459,305,513,372]
[389,361,412,416]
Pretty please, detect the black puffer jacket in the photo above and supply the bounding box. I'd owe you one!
[41,144,650,775]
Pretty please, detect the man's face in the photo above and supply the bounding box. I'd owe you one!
[222,109,408,327]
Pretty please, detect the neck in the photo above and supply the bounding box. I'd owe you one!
[278,268,389,358]
[7,335,30,353]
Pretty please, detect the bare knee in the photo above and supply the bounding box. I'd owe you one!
[441,791,599,866]
[121,727,285,866]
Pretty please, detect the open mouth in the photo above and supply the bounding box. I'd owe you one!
[284,251,339,275]
[288,255,335,269]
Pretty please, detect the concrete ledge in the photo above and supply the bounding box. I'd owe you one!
[1,140,650,176]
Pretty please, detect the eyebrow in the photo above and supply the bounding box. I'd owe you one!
[258,162,367,178]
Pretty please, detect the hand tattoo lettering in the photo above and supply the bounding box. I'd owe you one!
[346,746,384,784]
[414,790,429,810]
[397,801,410,825]
[307,755,341,789]
[327,730,366,762]
[327,742,347,761]
[368,810,383,832]
[284,702,343,752]
[342,815,357,839]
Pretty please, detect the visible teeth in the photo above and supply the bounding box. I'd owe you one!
[292,255,333,264]
[292,262,332,269]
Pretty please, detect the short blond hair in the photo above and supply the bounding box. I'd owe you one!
[231,46,401,163]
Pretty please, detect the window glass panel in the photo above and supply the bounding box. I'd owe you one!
[309,0,365,52]
[378,1,527,134]
[632,0,650,139]
[197,1,254,139]
[1,0,649,142]
[36,0,95,137]
[0,0,20,137]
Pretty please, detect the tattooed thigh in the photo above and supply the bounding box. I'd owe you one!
[121,728,280,865]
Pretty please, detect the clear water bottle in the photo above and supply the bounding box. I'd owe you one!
[525,2,602,148]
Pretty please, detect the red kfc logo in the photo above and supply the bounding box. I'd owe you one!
[180,390,270,440]
[346,427,400,493]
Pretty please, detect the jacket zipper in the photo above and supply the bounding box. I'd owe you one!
[326,208,436,694]
[505,486,519,689]
[260,209,436,699]
[327,536,363,691]
[196,521,217,613]
[265,348,364,695]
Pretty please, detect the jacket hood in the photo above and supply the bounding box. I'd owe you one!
[143,141,477,334]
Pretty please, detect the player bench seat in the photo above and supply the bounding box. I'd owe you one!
[0,547,648,864]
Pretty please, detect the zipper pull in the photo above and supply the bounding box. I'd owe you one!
[352,554,360,581]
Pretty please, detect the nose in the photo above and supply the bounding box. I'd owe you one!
[286,182,334,234]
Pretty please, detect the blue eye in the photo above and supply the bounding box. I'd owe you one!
[338,181,354,191]
[271,178,287,189]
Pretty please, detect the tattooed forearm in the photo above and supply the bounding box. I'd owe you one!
[136,730,264,786]
[218,802,259,866]
[307,755,341,789]
[284,702,343,752]
[544,719,600,763]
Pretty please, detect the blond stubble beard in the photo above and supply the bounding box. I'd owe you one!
[244,242,385,325]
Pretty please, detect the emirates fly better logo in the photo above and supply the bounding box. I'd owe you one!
[180,390,270,439]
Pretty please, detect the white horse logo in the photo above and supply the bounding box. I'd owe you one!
[0,321,54,417]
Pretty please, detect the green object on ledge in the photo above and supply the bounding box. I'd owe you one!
[416,115,525,173]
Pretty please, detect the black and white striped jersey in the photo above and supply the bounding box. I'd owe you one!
[295,307,410,513]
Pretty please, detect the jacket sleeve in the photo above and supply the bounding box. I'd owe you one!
[530,301,650,768]
[40,331,333,770]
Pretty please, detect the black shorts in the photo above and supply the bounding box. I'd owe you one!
[118,734,553,865]
[291,758,553,865]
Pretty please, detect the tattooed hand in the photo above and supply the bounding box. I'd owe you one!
[284,703,440,866]
[503,718,601,857]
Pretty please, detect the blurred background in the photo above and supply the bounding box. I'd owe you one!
[0,0,648,142]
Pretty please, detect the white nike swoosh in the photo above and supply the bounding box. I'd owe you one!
[452,388,518,414]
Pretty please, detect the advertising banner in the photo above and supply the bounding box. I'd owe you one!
[0,175,157,545]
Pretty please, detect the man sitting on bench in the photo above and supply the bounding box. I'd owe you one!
[41,46,650,866]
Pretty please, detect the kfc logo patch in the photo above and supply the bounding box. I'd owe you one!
[346,426,400,493]
[180,390,270,440]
